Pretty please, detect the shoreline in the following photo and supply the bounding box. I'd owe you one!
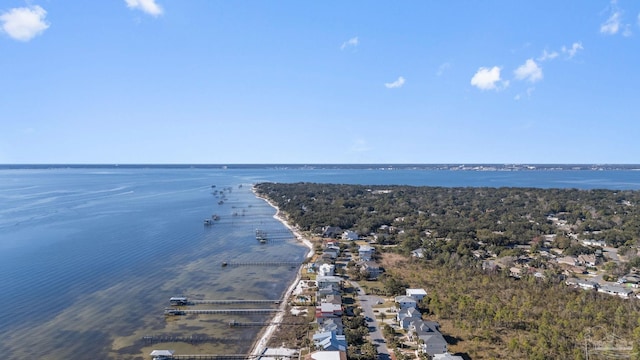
[250,188,315,356]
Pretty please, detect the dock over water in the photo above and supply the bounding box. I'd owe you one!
[164,308,281,316]
[189,299,281,305]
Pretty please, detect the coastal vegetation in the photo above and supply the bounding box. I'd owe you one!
[255,182,640,359]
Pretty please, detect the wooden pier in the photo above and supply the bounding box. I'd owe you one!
[143,335,234,345]
[255,229,293,240]
[165,308,281,316]
[149,352,297,360]
[173,354,257,360]
[223,261,301,267]
[189,299,281,305]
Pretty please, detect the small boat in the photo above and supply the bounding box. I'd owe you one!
[212,214,220,221]
[169,296,189,306]
[204,219,213,226]
[164,308,185,316]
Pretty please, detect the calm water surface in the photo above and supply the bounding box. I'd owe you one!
[1,167,639,359]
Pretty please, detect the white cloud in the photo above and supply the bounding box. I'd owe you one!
[537,49,559,62]
[562,42,583,58]
[341,36,358,50]
[436,62,451,76]
[125,0,163,17]
[601,11,621,34]
[0,5,49,42]
[514,87,535,101]
[384,76,405,89]
[470,66,505,91]
[514,59,543,83]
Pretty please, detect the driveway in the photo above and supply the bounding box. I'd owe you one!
[350,281,391,360]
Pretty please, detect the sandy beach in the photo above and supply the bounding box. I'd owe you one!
[250,188,315,356]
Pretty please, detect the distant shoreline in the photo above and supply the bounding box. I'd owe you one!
[250,187,315,356]
[2,164,640,171]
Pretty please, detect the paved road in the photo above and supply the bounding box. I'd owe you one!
[350,281,391,360]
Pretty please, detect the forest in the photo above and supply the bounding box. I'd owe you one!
[254,182,640,359]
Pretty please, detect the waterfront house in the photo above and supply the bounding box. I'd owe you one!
[322,226,342,238]
[317,317,344,335]
[318,263,335,277]
[313,331,347,352]
[317,284,341,297]
[321,294,342,305]
[316,275,343,289]
[316,302,343,318]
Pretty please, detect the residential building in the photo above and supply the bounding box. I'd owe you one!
[395,295,418,309]
[342,230,359,241]
[361,261,383,279]
[358,245,374,261]
[312,331,347,352]
[406,288,427,301]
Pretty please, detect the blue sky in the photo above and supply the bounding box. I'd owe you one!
[1,1,639,164]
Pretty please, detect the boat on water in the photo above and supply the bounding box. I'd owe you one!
[204,219,213,226]
[169,296,189,306]
[211,214,220,221]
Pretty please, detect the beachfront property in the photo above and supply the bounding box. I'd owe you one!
[318,263,335,276]
[316,275,343,289]
[312,331,347,352]
[322,226,342,238]
[317,317,344,335]
[316,302,343,318]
